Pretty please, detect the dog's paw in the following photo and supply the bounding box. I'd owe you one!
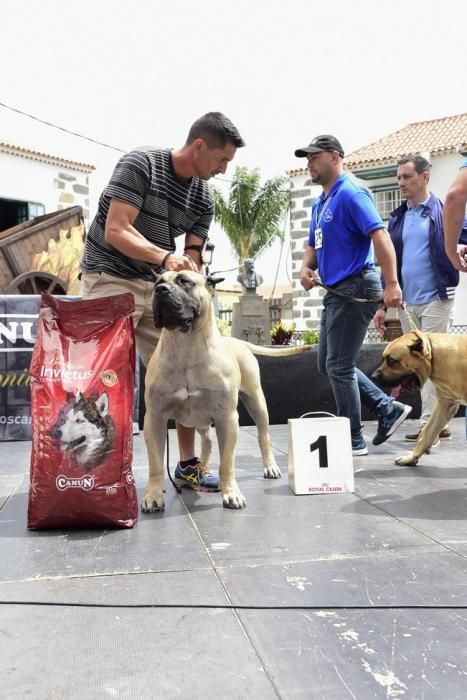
[141,489,165,513]
[395,453,419,467]
[222,487,246,509]
[264,464,281,479]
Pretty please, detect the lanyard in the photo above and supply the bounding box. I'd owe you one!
[314,195,332,229]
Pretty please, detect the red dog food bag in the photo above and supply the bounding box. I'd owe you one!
[27,292,138,529]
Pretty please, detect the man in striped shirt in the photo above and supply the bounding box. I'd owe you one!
[81,112,244,492]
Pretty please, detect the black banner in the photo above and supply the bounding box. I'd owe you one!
[0,295,140,441]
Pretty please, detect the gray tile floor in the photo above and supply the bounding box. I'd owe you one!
[1,418,467,699]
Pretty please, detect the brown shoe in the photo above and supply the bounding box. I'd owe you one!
[405,430,421,442]
[405,427,452,442]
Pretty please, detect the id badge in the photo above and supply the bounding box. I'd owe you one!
[315,227,323,249]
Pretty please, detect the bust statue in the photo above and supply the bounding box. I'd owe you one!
[237,258,263,293]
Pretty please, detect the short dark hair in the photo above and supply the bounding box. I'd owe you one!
[397,154,431,174]
[186,112,245,149]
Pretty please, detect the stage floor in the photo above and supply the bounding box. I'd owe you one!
[1,418,467,699]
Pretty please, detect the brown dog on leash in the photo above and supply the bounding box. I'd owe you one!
[372,329,467,465]
[141,270,312,511]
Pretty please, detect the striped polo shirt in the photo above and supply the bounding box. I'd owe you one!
[82,147,214,280]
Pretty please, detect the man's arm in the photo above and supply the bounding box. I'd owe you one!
[299,245,318,291]
[105,199,197,271]
[370,229,402,307]
[444,168,467,272]
[184,197,214,272]
[183,232,205,271]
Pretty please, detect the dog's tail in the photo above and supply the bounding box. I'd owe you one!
[244,342,314,356]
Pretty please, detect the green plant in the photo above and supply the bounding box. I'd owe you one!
[270,321,296,345]
[301,329,320,345]
[213,166,290,262]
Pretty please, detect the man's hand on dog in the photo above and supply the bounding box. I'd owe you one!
[163,254,200,272]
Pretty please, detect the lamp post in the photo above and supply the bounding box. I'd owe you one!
[204,239,215,276]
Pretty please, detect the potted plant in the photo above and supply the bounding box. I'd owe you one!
[270,321,296,345]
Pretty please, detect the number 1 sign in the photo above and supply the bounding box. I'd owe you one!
[288,413,354,495]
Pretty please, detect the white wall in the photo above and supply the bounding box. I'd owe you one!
[0,151,91,223]
[453,273,467,324]
[430,152,465,199]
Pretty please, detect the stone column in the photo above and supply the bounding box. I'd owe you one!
[231,291,271,345]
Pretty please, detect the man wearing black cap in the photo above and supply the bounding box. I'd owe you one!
[295,135,412,455]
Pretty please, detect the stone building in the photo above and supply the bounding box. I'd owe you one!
[0,140,95,231]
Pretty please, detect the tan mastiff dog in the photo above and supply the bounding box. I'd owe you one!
[372,329,467,465]
[141,270,311,511]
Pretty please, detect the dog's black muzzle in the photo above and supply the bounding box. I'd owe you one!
[372,369,420,391]
[153,282,199,332]
[371,368,394,386]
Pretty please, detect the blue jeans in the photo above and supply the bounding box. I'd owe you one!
[318,270,393,440]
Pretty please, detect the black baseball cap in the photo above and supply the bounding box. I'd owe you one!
[295,135,344,158]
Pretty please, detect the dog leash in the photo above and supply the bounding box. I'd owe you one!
[316,280,419,336]
[315,280,382,304]
[316,280,419,333]
[399,302,418,331]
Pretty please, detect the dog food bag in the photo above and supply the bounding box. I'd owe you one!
[27,292,138,529]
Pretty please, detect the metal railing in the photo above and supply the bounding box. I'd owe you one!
[291,325,467,346]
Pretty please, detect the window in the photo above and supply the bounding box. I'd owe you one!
[372,188,401,222]
[28,202,46,219]
[0,198,45,232]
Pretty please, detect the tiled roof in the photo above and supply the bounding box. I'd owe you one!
[344,113,467,169]
[288,167,308,177]
[0,140,95,172]
[257,282,293,299]
[287,113,467,176]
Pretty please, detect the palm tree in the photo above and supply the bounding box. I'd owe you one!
[213,166,289,263]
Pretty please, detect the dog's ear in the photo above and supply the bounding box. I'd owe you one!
[150,270,162,285]
[96,393,109,417]
[206,276,225,291]
[409,330,431,359]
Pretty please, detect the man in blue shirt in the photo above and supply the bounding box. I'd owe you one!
[296,135,412,455]
[373,155,467,443]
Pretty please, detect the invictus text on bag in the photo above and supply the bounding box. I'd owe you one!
[27,292,138,528]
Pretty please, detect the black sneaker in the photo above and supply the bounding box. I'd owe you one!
[174,458,220,492]
[372,401,413,446]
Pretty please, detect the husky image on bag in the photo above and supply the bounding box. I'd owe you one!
[52,391,116,469]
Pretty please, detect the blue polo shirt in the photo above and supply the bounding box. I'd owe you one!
[308,174,384,285]
[401,199,438,304]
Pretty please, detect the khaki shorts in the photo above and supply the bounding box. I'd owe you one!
[80,271,161,367]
